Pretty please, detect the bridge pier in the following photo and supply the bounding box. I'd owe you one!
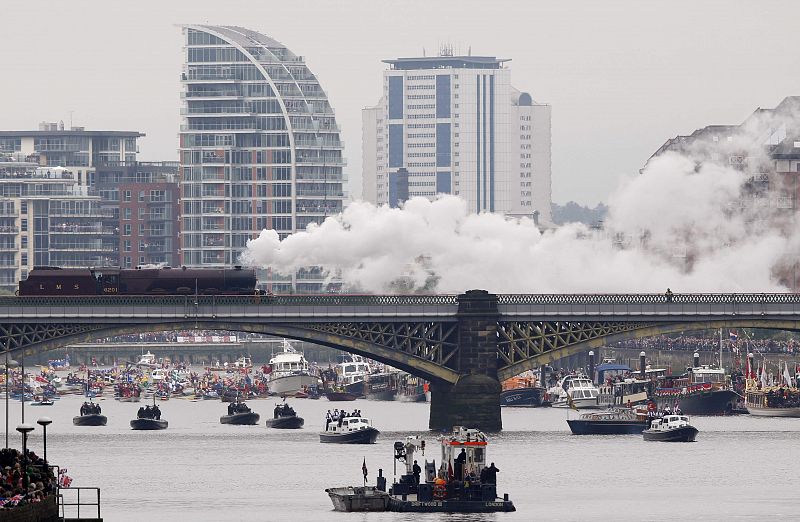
[429,290,502,432]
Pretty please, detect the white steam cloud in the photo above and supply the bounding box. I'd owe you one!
[243,111,799,294]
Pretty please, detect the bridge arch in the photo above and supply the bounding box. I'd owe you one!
[4,321,461,384]
[497,319,800,381]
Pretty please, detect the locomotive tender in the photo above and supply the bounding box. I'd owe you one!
[18,266,257,296]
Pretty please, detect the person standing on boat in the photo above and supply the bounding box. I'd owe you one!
[454,449,467,480]
[485,463,500,485]
[412,461,421,487]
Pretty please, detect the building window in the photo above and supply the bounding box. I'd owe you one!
[123,224,131,236]
[139,224,145,235]
[21,254,27,266]
[123,208,131,220]
[124,240,131,252]
[123,190,131,202]
[21,219,27,232]
[20,202,27,213]
[139,191,145,202]
[21,237,27,249]
[138,208,146,220]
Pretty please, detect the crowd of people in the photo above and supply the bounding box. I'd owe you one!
[273,403,295,419]
[137,405,162,420]
[0,448,56,509]
[79,402,101,416]
[325,408,362,430]
[228,402,252,415]
[611,335,799,354]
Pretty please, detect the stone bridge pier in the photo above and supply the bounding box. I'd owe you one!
[429,290,502,432]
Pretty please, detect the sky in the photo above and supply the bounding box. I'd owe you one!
[1,0,798,206]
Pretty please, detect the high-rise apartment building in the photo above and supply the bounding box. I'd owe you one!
[362,52,551,224]
[179,25,346,290]
[0,157,111,292]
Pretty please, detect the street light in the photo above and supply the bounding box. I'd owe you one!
[4,353,19,449]
[37,417,52,465]
[16,423,34,490]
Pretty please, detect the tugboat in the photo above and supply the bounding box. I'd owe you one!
[567,406,652,435]
[320,411,379,444]
[73,401,107,426]
[500,372,545,407]
[220,399,260,425]
[130,402,168,430]
[265,402,304,429]
[643,414,698,442]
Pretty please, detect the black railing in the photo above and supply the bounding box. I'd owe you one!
[58,487,101,520]
[496,293,800,305]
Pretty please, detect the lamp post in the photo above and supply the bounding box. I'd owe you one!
[37,417,52,465]
[4,351,19,449]
[16,423,34,490]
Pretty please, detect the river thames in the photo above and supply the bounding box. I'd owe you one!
[6,394,800,521]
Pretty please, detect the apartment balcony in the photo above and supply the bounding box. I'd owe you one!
[0,244,16,252]
[776,197,794,209]
[0,226,18,234]
[49,243,116,252]
[49,225,116,235]
[181,91,244,99]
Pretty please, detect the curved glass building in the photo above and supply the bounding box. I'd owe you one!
[179,25,345,291]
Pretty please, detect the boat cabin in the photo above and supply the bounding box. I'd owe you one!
[325,416,373,434]
[438,426,487,482]
[648,415,690,432]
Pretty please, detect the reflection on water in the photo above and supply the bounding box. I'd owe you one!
[6,395,800,521]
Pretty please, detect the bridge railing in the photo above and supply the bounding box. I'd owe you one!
[496,293,800,305]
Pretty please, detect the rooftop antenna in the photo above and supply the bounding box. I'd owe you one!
[422,47,426,57]
[468,46,471,56]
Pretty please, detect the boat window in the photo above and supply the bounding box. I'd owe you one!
[342,421,348,426]
[344,365,356,373]
[680,416,688,421]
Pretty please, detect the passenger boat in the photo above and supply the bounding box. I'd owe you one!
[265,402,304,429]
[567,407,651,435]
[365,372,399,401]
[745,387,800,417]
[388,428,516,512]
[547,374,600,409]
[655,365,738,415]
[500,372,544,407]
[643,414,698,442]
[136,351,158,369]
[72,414,107,426]
[332,355,371,398]
[395,374,427,402]
[266,341,321,396]
[320,415,379,444]
[220,401,260,425]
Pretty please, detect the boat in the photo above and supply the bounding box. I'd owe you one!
[72,414,107,426]
[136,351,158,369]
[30,399,55,407]
[73,401,106,426]
[325,390,359,401]
[395,374,427,402]
[745,386,800,417]
[365,372,398,401]
[131,403,168,430]
[643,414,698,442]
[388,428,516,512]
[220,401,260,425]
[655,364,739,415]
[266,341,321,396]
[325,487,390,512]
[325,355,370,398]
[500,372,545,407]
[567,407,651,435]
[547,374,600,409]
[320,414,379,444]
[265,402,305,429]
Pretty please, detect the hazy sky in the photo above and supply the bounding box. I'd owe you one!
[2,0,798,205]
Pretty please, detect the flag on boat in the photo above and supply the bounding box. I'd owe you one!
[566,392,578,411]
[784,362,793,388]
[760,364,769,389]
[729,330,738,342]
[362,458,368,481]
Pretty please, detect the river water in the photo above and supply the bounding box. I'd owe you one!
[5,394,799,521]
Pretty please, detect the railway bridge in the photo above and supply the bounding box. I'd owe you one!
[4,289,800,431]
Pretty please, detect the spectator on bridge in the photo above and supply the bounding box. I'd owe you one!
[665,288,673,302]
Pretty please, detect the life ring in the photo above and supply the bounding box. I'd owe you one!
[433,484,446,500]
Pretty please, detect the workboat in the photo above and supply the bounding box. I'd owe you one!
[500,372,545,407]
[567,407,651,435]
[365,372,399,401]
[395,374,427,402]
[655,356,739,415]
[547,374,600,409]
[266,340,319,396]
[320,414,379,444]
[220,401,260,425]
[325,389,359,401]
[325,486,390,512]
[265,402,304,429]
[330,355,371,398]
[643,414,698,442]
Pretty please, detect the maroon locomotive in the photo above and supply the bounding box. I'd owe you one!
[18,266,257,296]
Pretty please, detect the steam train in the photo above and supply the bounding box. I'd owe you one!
[18,266,258,296]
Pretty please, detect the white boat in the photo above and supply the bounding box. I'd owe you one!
[334,355,371,396]
[548,374,600,409]
[151,368,168,382]
[267,340,321,395]
[137,352,158,369]
[233,356,252,370]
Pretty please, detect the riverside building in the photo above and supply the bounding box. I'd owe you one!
[0,157,111,293]
[179,25,346,292]
[362,49,552,225]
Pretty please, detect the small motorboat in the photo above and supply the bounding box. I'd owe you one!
[130,418,168,430]
[643,414,698,442]
[30,399,55,407]
[220,401,260,425]
[131,403,168,430]
[73,414,107,426]
[325,486,390,512]
[320,415,379,444]
[265,403,304,429]
[325,391,359,402]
